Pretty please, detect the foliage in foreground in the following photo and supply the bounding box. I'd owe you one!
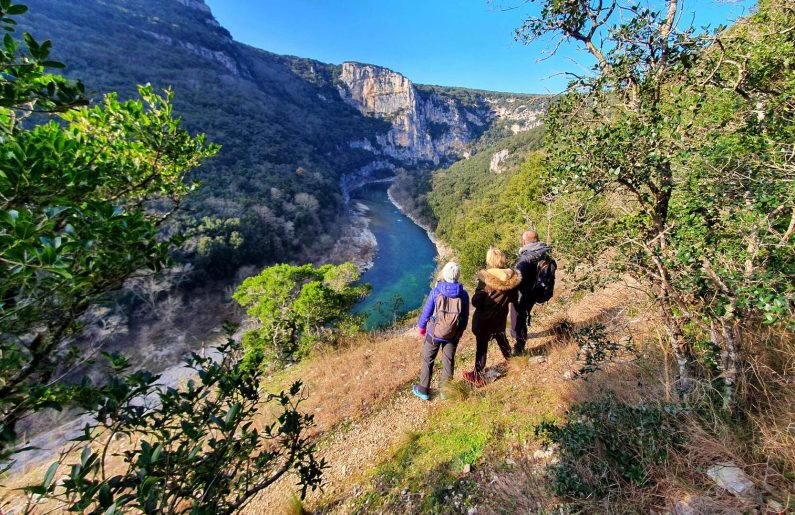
[3,5,322,510]
[0,0,219,466]
[535,397,685,499]
[19,331,325,514]
[521,0,794,407]
[233,262,370,368]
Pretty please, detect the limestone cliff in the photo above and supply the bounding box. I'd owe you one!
[337,62,545,166]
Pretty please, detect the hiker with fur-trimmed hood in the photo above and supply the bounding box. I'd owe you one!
[463,247,522,386]
[413,262,470,401]
[510,231,552,355]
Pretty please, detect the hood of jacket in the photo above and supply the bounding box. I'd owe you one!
[477,268,522,291]
[518,242,551,264]
[435,281,466,298]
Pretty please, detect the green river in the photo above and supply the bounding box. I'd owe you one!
[351,183,438,329]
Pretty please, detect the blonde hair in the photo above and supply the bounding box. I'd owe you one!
[485,247,507,269]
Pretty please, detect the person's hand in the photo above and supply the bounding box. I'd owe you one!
[418,327,426,336]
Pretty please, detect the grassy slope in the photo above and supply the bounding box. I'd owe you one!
[241,283,789,514]
[236,278,664,513]
[5,281,786,514]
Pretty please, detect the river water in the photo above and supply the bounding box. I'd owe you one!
[351,183,438,329]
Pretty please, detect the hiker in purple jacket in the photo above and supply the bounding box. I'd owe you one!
[412,262,470,401]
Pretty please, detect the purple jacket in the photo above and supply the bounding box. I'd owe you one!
[418,281,470,342]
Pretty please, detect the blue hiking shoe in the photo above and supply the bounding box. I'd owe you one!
[412,385,430,401]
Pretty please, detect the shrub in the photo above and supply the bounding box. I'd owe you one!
[233,263,370,367]
[0,0,218,466]
[21,330,325,514]
[534,397,685,499]
[573,323,635,378]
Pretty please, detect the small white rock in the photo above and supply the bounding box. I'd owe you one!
[528,355,546,365]
[563,370,576,380]
[485,369,502,380]
[706,462,755,497]
[463,463,471,474]
[673,495,711,515]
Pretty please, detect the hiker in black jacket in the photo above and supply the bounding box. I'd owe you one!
[510,231,551,355]
[463,247,521,387]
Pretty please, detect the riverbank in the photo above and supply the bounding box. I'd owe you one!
[332,175,448,274]
[387,184,453,263]
[330,201,378,271]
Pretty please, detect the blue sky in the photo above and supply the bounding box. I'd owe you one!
[204,0,757,94]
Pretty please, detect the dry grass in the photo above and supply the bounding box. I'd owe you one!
[256,326,424,437]
[5,277,793,514]
[741,325,795,479]
[439,379,473,402]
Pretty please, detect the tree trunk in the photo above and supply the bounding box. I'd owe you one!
[711,317,740,411]
[658,302,694,395]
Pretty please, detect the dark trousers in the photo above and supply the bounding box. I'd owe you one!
[474,331,512,377]
[417,333,457,395]
[510,301,534,354]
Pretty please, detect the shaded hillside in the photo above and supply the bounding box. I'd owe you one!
[391,127,546,281]
[21,0,389,277]
[20,0,548,280]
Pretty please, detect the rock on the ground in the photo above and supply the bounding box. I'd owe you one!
[463,463,471,474]
[485,369,502,380]
[563,370,576,380]
[706,462,755,497]
[673,495,712,515]
[766,499,785,513]
[528,355,546,365]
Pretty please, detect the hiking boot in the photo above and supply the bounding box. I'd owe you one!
[412,384,430,401]
[462,370,484,387]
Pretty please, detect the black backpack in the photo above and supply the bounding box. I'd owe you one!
[531,258,557,304]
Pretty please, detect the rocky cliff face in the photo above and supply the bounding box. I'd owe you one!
[337,62,544,166]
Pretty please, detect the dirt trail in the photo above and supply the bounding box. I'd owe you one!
[241,327,442,514]
[242,385,435,514]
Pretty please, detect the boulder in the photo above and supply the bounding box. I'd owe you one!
[706,462,755,497]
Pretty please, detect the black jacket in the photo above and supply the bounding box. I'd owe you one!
[471,268,522,335]
[516,242,551,309]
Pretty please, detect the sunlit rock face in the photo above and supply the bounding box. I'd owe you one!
[337,62,544,166]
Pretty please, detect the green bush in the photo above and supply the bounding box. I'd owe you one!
[22,330,325,514]
[573,324,635,379]
[0,0,218,466]
[233,263,370,367]
[534,397,685,499]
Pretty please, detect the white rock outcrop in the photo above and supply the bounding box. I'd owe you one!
[490,149,510,173]
[337,62,545,166]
